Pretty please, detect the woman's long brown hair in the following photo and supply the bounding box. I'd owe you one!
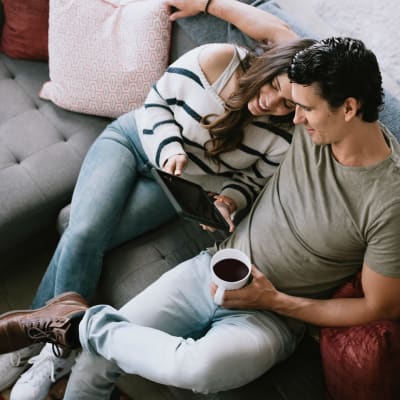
[202,38,316,159]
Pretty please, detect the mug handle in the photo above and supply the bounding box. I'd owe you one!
[214,286,225,305]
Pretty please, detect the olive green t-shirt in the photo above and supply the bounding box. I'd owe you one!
[220,124,400,298]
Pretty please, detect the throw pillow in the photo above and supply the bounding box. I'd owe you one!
[40,0,171,118]
[320,274,400,400]
[0,0,49,60]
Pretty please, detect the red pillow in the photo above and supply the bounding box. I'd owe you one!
[320,274,400,399]
[0,0,49,60]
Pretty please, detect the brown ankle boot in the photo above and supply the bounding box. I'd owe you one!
[0,292,88,356]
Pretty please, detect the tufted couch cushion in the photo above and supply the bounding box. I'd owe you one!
[0,52,110,254]
[0,0,199,257]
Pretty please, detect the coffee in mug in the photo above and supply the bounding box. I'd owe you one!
[213,259,249,282]
[210,248,251,305]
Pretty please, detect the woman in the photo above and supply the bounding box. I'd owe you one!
[0,1,314,399]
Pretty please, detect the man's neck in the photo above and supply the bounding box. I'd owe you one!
[331,121,391,167]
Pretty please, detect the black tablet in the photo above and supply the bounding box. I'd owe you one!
[151,168,230,231]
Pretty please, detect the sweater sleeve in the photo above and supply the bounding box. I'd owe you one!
[137,47,208,168]
[138,77,186,168]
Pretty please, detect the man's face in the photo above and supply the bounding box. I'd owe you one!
[291,83,345,145]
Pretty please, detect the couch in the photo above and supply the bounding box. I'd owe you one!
[1,0,398,399]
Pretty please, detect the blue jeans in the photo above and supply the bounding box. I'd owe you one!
[64,252,303,399]
[31,111,176,308]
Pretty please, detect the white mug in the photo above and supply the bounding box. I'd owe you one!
[210,248,251,305]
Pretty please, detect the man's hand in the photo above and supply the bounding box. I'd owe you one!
[164,0,207,21]
[213,262,400,327]
[211,265,279,309]
[162,154,188,176]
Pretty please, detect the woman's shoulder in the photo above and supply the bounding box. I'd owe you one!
[198,43,244,86]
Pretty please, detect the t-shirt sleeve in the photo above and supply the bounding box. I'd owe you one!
[364,201,400,277]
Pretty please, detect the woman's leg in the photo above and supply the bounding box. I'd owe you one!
[31,112,176,308]
[63,352,122,400]
[65,252,303,399]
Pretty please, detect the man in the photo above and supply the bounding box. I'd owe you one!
[1,37,400,399]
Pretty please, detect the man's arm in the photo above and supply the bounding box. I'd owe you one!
[164,0,298,43]
[216,262,400,327]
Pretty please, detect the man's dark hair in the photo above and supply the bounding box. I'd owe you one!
[288,37,384,122]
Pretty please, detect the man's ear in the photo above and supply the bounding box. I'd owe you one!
[343,97,360,121]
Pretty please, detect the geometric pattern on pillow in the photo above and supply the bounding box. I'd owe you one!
[40,0,171,118]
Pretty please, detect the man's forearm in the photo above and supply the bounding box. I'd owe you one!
[271,291,393,327]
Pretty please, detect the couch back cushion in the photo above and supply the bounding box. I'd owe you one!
[40,0,171,118]
[0,0,49,60]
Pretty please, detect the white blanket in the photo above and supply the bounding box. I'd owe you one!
[279,0,400,96]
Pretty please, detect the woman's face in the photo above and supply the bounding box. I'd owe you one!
[248,74,295,117]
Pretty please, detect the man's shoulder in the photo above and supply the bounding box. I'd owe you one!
[384,124,400,169]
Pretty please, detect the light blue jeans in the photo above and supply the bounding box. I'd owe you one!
[64,252,303,399]
[31,111,176,309]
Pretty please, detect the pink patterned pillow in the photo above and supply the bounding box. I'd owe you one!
[40,0,171,118]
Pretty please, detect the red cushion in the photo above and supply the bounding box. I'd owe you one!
[320,274,400,399]
[0,0,49,60]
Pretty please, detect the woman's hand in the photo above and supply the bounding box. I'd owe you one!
[200,201,235,233]
[164,0,207,21]
[211,265,279,309]
[200,195,236,233]
[162,154,188,176]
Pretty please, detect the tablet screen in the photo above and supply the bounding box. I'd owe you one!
[151,168,229,231]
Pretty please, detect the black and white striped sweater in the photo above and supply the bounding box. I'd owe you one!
[136,44,296,212]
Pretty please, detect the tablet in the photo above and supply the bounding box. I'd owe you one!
[151,168,230,231]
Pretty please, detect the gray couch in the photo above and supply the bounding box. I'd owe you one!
[0,1,337,399]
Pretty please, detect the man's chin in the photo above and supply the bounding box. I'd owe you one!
[309,135,323,146]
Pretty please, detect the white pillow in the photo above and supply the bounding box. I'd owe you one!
[40,0,171,118]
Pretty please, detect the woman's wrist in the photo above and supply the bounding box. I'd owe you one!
[204,0,213,14]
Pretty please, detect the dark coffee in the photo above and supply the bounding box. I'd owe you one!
[213,258,249,282]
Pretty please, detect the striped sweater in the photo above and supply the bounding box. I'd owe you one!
[136,44,295,212]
